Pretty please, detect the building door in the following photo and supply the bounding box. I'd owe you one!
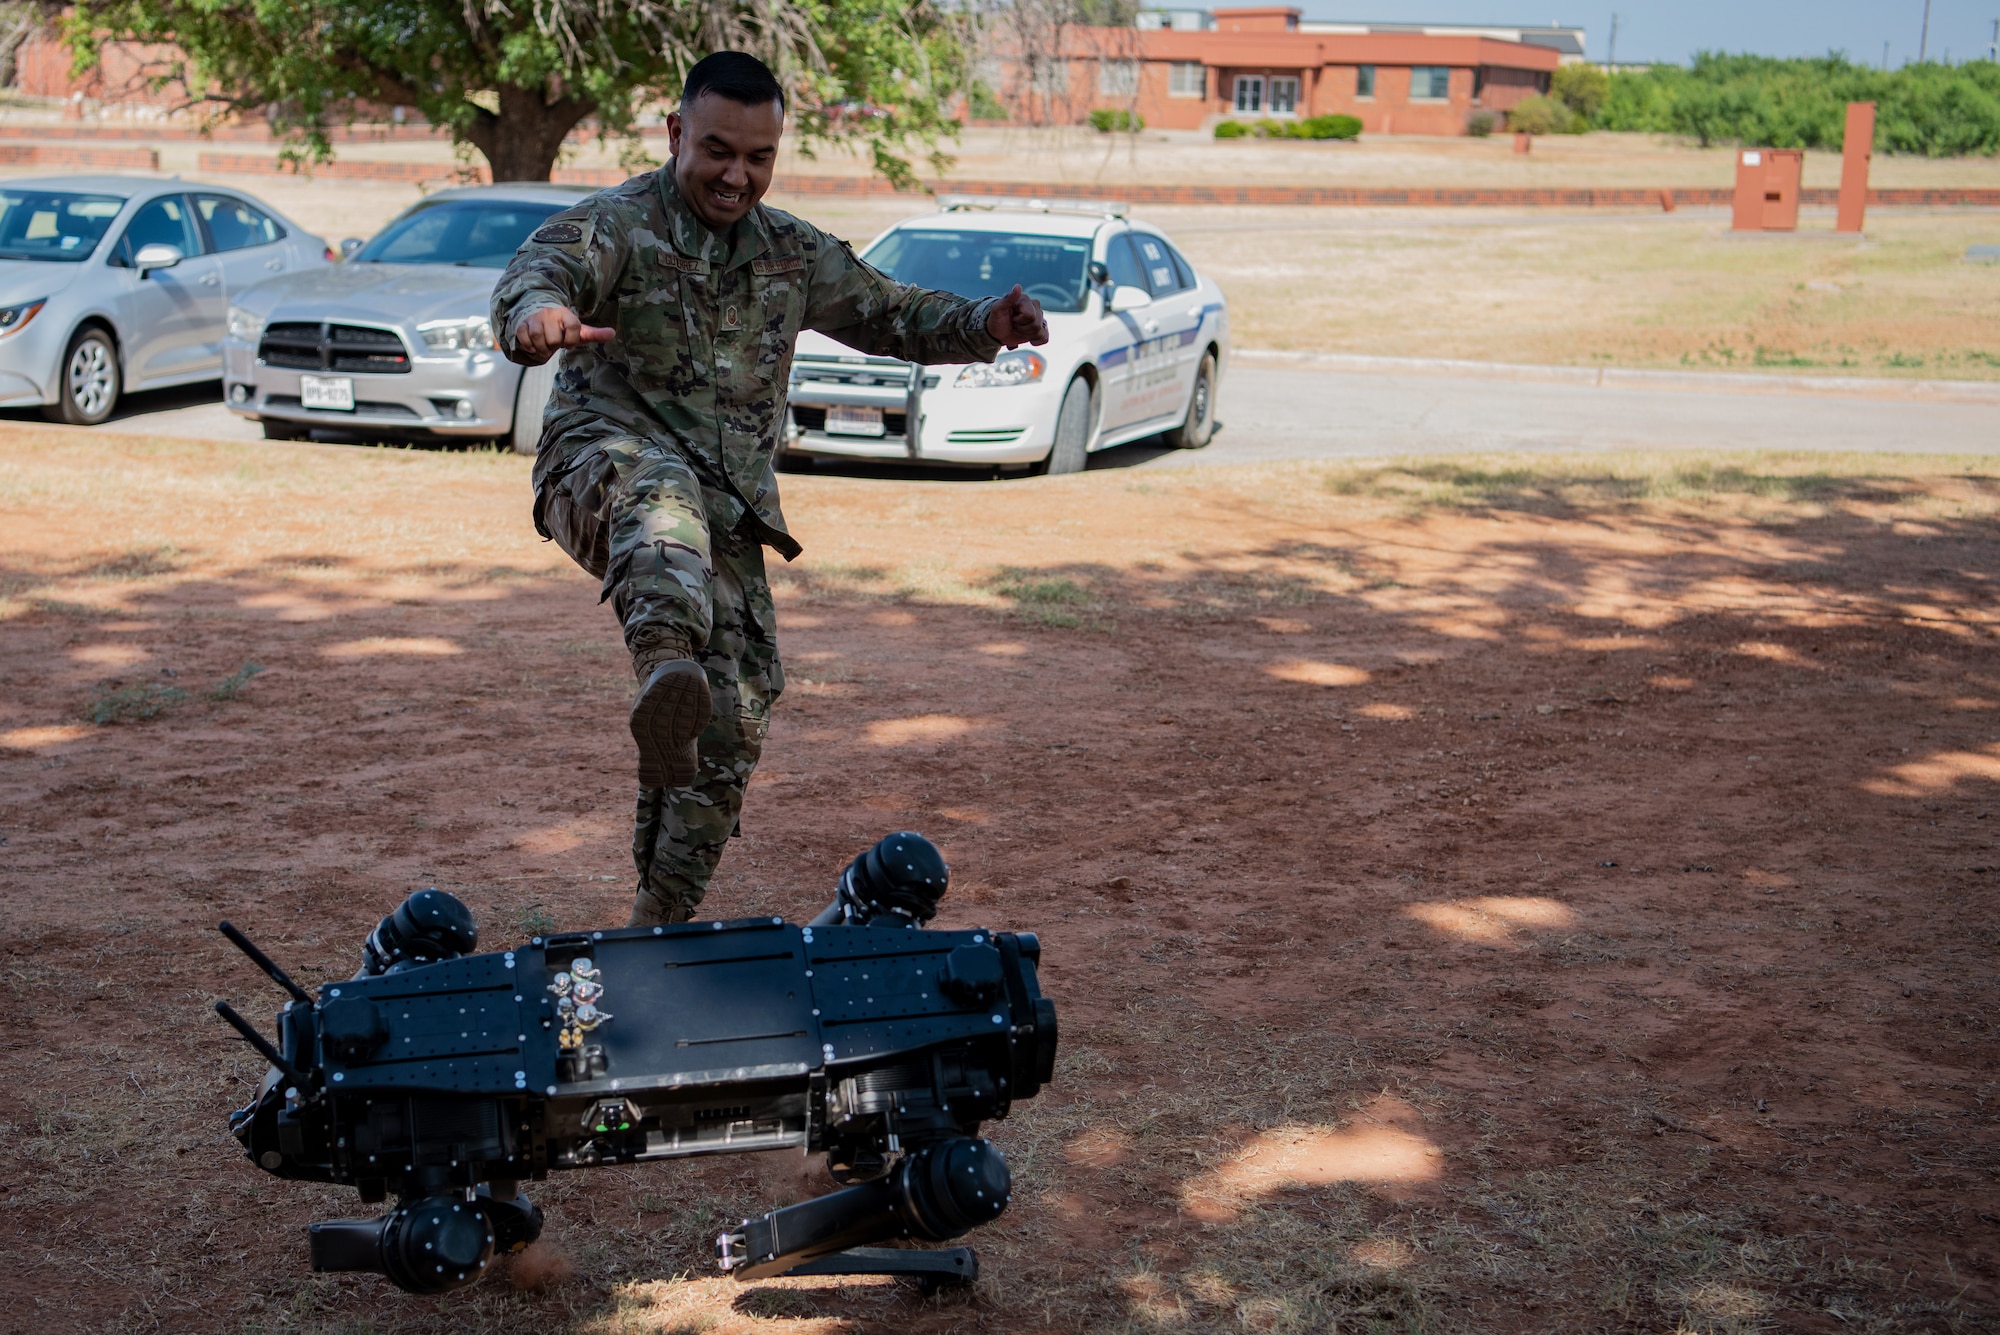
[1233,76,1264,113]
[1269,77,1300,115]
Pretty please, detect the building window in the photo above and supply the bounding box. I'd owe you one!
[1233,75,1263,113]
[1268,76,1300,115]
[1411,65,1450,100]
[1168,61,1205,98]
[1097,60,1138,96]
[1355,65,1375,98]
[1028,59,1068,96]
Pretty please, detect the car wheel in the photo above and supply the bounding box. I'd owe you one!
[1165,353,1217,450]
[261,419,308,441]
[1043,376,1095,475]
[45,327,120,426]
[511,357,560,456]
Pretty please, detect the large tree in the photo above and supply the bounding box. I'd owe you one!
[67,0,970,184]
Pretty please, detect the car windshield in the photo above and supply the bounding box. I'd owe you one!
[353,198,566,268]
[861,229,1093,313]
[0,190,124,262]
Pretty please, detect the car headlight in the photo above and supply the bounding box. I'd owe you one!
[0,298,47,339]
[956,350,1045,388]
[226,305,265,342]
[417,317,496,352]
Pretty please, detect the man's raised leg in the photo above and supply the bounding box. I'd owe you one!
[602,437,716,789]
[628,524,782,926]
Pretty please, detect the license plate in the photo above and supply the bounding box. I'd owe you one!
[299,374,355,411]
[825,404,884,437]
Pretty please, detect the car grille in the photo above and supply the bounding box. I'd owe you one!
[259,322,411,374]
[791,406,908,436]
[264,394,421,419]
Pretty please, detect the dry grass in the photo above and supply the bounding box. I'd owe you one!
[1,129,1992,385]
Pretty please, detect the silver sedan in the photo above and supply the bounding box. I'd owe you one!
[223,183,588,449]
[0,175,329,423]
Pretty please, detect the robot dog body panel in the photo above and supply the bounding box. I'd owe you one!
[219,848,1056,1294]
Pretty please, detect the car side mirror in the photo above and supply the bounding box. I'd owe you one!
[133,243,183,275]
[339,238,364,258]
[1109,284,1153,314]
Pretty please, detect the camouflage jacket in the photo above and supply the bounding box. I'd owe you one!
[492,167,1004,559]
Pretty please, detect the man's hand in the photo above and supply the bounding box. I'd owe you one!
[986,285,1049,350]
[512,305,617,364]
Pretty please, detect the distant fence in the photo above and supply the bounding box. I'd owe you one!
[188,153,2000,209]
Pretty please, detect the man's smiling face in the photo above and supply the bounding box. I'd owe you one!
[668,92,784,231]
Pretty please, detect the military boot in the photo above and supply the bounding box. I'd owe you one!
[628,880,697,928]
[630,657,711,788]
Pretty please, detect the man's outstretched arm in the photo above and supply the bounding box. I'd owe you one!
[492,209,626,366]
[802,229,1047,367]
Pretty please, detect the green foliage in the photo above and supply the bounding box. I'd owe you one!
[1292,113,1361,140]
[1214,114,1360,141]
[1598,54,2000,155]
[1551,61,1610,119]
[89,681,185,724]
[1507,93,1576,135]
[87,661,264,724]
[67,0,971,185]
[967,79,1008,121]
[1088,107,1143,133]
[206,661,264,701]
[1466,109,1496,137]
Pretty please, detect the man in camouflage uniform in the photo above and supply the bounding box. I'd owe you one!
[492,52,1049,927]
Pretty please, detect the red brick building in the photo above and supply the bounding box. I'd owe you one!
[999,6,1564,135]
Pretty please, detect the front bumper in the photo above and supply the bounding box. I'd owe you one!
[784,354,1057,466]
[223,338,518,437]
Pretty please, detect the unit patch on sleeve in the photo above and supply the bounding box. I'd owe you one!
[533,222,585,245]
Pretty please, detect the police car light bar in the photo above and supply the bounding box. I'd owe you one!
[936,195,1130,218]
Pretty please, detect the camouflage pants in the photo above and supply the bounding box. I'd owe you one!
[536,430,783,925]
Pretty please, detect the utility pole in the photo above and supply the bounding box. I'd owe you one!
[1883,40,1891,69]
[1990,18,1997,62]
[1607,12,1620,69]
[1920,0,1932,61]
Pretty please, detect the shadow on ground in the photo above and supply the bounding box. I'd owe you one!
[3,460,1997,1333]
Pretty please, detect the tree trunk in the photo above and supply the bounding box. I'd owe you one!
[465,85,594,182]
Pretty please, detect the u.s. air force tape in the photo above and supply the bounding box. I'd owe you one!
[533,222,584,244]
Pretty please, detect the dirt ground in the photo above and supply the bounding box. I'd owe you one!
[2,432,1998,1334]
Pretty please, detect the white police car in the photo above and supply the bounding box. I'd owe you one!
[785,199,1225,473]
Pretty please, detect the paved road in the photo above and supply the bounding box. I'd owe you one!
[3,364,1993,467]
[1095,362,2000,470]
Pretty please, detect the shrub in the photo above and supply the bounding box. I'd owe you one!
[1597,54,2000,155]
[1466,109,1497,137]
[1088,107,1144,133]
[1551,62,1611,120]
[1213,118,1248,138]
[968,81,1008,121]
[1252,118,1285,137]
[1506,94,1574,136]
[1292,113,1362,140]
[90,682,186,725]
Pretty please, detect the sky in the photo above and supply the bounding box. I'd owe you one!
[1295,1,2000,66]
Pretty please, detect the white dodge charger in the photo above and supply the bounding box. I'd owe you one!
[786,199,1226,474]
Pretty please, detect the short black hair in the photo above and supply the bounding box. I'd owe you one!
[682,51,786,113]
